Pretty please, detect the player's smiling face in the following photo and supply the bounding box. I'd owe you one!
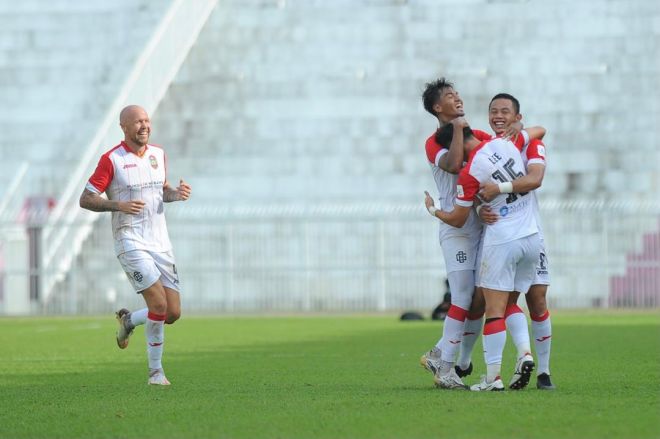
[123,110,151,147]
[434,87,465,122]
[489,98,521,135]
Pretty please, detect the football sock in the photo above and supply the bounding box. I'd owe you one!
[483,317,506,382]
[531,310,552,375]
[146,312,166,371]
[505,303,531,358]
[129,308,148,328]
[440,305,468,363]
[457,312,483,370]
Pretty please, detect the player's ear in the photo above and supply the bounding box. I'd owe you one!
[515,113,522,122]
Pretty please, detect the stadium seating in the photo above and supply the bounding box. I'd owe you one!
[0,0,172,218]
[1,0,658,313]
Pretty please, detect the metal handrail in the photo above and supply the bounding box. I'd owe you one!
[39,0,219,302]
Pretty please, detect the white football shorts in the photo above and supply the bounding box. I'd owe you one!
[439,234,481,273]
[117,249,180,293]
[478,233,541,293]
[532,238,551,286]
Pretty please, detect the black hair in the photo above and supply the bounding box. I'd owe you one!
[434,123,474,148]
[422,78,454,116]
[490,93,520,114]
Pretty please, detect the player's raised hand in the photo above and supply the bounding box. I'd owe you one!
[478,183,501,202]
[177,179,191,201]
[118,200,145,215]
[502,121,523,142]
[451,116,469,129]
[424,191,435,210]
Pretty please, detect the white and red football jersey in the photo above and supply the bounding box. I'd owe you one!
[455,136,538,246]
[86,142,172,256]
[425,128,491,238]
[522,138,547,240]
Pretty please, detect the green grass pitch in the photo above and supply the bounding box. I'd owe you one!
[1,311,658,438]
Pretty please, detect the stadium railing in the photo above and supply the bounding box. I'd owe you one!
[1,199,657,315]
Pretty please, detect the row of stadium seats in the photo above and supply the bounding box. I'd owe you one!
[0,0,172,218]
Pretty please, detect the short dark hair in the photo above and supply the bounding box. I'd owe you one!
[490,93,520,114]
[422,78,454,116]
[434,123,474,148]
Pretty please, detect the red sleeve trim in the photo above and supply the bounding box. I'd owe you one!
[87,152,115,193]
[425,134,443,165]
[472,129,492,142]
[456,167,480,203]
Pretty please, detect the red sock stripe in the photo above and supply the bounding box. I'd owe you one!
[504,303,524,318]
[467,311,484,320]
[531,310,550,322]
[483,318,506,335]
[447,305,468,322]
[147,312,166,321]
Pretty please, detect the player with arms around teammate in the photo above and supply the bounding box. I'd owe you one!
[454,94,549,390]
[79,105,191,386]
[419,78,494,389]
[478,93,555,390]
[425,125,541,391]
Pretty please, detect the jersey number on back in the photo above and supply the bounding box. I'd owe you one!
[491,158,529,204]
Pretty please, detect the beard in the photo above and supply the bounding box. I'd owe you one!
[133,132,150,146]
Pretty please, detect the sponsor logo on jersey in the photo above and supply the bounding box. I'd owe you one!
[537,145,546,157]
[123,164,137,169]
[126,180,164,190]
[133,271,143,283]
[499,198,530,217]
[149,155,158,169]
[456,251,467,263]
[457,185,465,198]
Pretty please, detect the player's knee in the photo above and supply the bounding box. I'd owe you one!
[526,290,547,315]
[166,310,181,324]
[468,300,484,316]
[528,298,547,316]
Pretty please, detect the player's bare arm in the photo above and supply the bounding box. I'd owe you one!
[438,117,469,174]
[79,188,145,214]
[478,163,545,202]
[502,123,546,142]
[424,191,471,228]
[163,179,192,202]
[524,126,546,140]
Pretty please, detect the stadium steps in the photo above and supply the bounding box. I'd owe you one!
[609,226,660,307]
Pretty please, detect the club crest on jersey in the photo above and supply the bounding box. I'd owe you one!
[149,155,158,169]
[456,185,465,198]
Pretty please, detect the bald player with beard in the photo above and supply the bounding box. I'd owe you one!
[80,105,191,386]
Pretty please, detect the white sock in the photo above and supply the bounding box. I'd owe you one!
[146,312,166,371]
[129,308,148,327]
[505,304,531,358]
[531,310,552,375]
[440,305,468,364]
[483,318,507,382]
[457,315,483,370]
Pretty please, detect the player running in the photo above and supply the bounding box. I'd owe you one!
[79,105,191,386]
